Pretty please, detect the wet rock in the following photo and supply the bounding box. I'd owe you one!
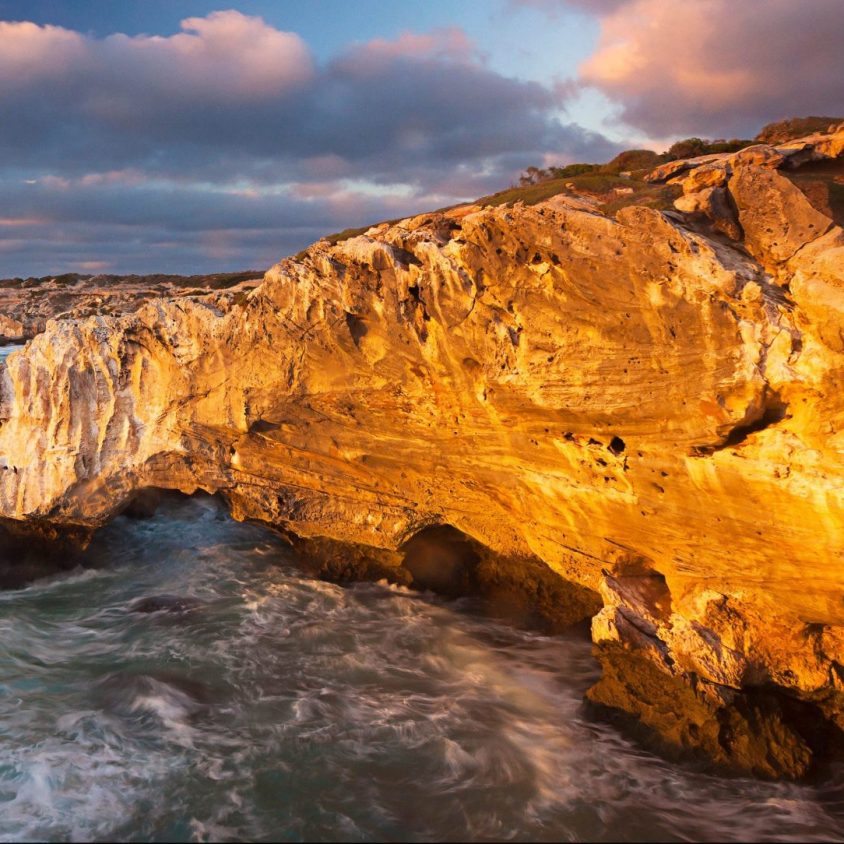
[130,595,203,614]
[586,642,844,781]
[286,533,410,586]
[93,670,215,721]
[0,523,87,589]
[589,568,844,779]
[121,488,163,519]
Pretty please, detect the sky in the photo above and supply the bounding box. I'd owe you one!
[0,0,841,276]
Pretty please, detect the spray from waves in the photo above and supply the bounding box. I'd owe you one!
[0,494,841,842]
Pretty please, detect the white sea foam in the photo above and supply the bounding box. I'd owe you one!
[0,495,841,842]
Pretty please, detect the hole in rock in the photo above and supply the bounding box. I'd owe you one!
[249,419,280,434]
[120,487,167,520]
[721,401,788,448]
[692,395,790,456]
[401,525,479,598]
[608,436,626,456]
[390,245,422,267]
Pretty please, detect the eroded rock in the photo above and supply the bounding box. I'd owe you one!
[1,127,844,778]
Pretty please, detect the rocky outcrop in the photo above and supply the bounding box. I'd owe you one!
[0,314,25,343]
[0,271,262,342]
[2,128,844,779]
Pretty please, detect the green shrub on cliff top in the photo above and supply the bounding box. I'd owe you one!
[756,116,843,144]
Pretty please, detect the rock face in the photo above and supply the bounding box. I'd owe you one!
[0,314,25,343]
[2,128,844,779]
[0,271,262,342]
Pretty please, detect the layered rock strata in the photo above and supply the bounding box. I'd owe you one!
[2,129,844,778]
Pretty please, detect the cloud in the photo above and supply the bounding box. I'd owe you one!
[512,0,630,15]
[579,0,844,137]
[348,27,475,65]
[101,11,314,102]
[0,11,313,98]
[0,19,88,90]
[0,11,624,275]
[0,173,437,276]
[0,13,612,185]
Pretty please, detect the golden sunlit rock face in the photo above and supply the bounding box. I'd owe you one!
[1,127,844,778]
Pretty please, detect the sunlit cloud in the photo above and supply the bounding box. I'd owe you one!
[0,217,45,227]
[578,0,844,136]
[76,260,112,271]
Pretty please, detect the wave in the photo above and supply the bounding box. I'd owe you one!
[0,496,841,841]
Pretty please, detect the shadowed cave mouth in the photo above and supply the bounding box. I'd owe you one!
[0,488,602,637]
[4,489,843,782]
[399,525,602,633]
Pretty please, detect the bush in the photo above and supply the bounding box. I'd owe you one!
[666,137,711,160]
[705,138,753,153]
[600,149,664,174]
[756,116,843,144]
[518,166,549,186]
[548,162,599,179]
[664,137,753,161]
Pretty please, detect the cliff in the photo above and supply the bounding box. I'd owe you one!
[1,126,844,779]
[0,271,263,343]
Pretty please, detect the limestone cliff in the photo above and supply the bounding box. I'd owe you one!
[0,271,262,342]
[2,127,844,779]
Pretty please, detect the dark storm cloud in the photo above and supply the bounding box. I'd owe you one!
[0,174,445,275]
[0,12,621,274]
[0,14,616,187]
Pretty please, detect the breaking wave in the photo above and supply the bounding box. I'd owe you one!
[0,495,841,841]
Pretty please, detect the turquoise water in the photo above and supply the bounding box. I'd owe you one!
[0,495,842,842]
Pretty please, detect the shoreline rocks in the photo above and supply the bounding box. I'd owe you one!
[1,128,844,779]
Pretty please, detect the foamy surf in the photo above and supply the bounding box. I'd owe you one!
[0,495,841,842]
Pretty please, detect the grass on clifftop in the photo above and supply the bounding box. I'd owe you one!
[316,175,680,250]
[473,173,630,207]
[0,270,264,290]
[313,115,842,251]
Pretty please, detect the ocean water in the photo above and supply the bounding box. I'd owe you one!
[0,494,842,842]
[0,344,25,364]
